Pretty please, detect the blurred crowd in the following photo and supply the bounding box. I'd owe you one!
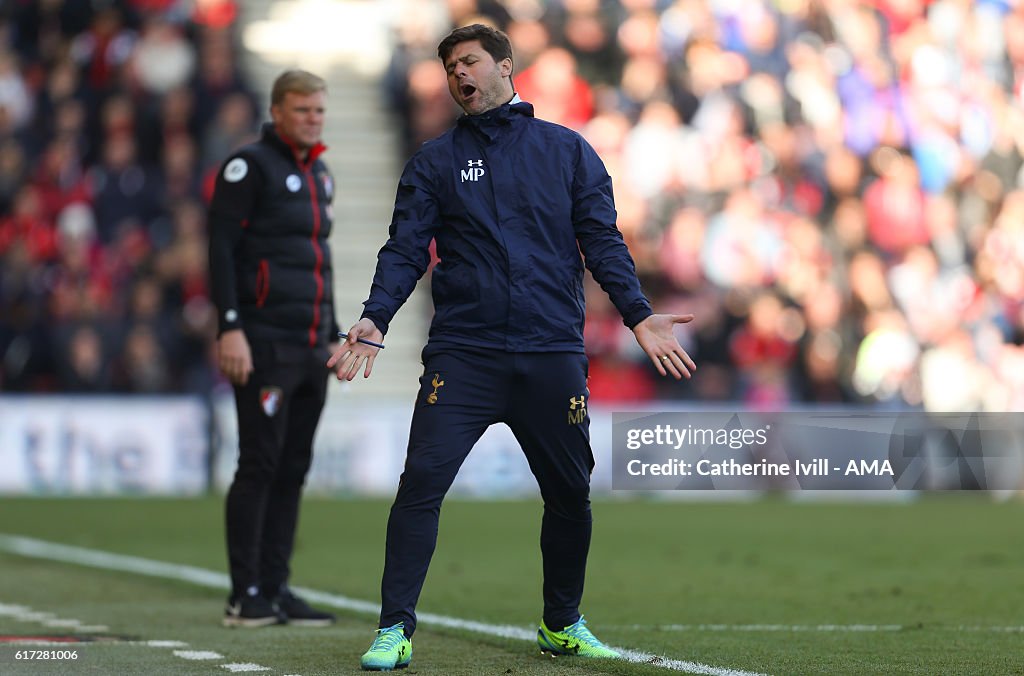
[0,0,254,394]
[387,0,1024,410]
[4,0,1023,412]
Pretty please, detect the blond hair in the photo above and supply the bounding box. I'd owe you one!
[271,70,326,105]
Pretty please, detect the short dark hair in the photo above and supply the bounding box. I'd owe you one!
[437,23,513,70]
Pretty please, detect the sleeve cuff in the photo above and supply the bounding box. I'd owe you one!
[361,312,390,337]
[623,306,653,330]
[217,308,243,336]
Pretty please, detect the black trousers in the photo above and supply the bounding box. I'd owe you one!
[379,345,595,636]
[225,341,328,598]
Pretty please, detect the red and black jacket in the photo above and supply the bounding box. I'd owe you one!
[208,123,339,347]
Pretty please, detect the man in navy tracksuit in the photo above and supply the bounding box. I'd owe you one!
[329,24,696,670]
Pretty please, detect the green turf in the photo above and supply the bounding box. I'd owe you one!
[0,496,1021,675]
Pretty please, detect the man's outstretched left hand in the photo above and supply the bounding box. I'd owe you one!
[632,314,697,380]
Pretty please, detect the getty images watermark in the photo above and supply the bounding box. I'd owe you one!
[611,412,1024,490]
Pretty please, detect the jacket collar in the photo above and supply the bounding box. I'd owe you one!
[261,122,327,168]
[457,99,534,141]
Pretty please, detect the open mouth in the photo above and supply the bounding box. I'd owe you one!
[460,84,477,98]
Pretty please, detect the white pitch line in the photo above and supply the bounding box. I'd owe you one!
[625,623,1024,633]
[0,600,103,633]
[221,663,272,672]
[621,624,904,632]
[1,598,261,673]
[0,535,228,589]
[0,601,91,631]
[174,650,224,660]
[617,649,769,676]
[0,533,766,676]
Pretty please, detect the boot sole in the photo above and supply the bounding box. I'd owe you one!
[360,662,410,671]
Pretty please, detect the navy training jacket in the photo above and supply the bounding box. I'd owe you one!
[361,101,652,352]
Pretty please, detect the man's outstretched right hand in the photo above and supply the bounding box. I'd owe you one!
[327,318,384,381]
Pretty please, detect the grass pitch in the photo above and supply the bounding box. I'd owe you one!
[0,496,1021,675]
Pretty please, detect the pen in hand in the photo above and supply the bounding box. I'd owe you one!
[338,331,386,350]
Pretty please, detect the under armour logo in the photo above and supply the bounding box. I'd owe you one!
[461,159,485,183]
[568,394,587,425]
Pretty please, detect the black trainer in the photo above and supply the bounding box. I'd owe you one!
[273,588,336,627]
[223,593,285,628]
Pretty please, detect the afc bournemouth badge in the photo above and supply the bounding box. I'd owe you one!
[260,386,283,417]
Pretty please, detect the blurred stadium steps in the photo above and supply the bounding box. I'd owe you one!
[236,0,429,401]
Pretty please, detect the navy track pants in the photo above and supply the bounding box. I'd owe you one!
[379,345,595,636]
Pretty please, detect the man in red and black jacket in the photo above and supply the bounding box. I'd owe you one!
[208,69,339,628]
